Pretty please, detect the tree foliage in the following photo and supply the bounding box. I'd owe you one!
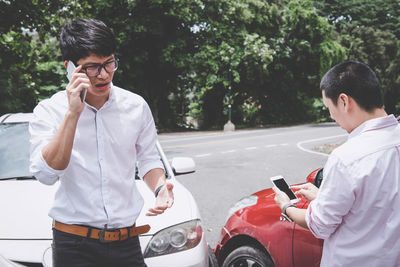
[314,0,400,114]
[0,0,89,114]
[2,0,395,130]
[179,0,345,126]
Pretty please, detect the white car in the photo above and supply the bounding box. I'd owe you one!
[0,113,218,267]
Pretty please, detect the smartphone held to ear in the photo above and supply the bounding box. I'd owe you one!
[270,175,299,204]
[66,60,76,81]
[66,60,86,102]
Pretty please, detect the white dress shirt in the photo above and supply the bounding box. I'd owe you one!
[306,115,400,266]
[29,85,164,229]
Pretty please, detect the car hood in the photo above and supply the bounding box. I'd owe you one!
[253,186,308,208]
[135,180,200,234]
[0,179,199,239]
[253,187,275,199]
[229,186,308,227]
[0,180,55,239]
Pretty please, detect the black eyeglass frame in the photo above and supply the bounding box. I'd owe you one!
[82,57,119,77]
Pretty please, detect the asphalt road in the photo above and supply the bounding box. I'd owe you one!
[158,122,347,248]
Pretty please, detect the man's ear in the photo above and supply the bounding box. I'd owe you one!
[64,60,68,70]
[339,93,351,112]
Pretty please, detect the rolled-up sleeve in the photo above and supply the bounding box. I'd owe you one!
[305,155,355,239]
[136,102,164,179]
[29,102,66,185]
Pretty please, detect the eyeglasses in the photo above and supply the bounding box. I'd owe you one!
[82,57,119,77]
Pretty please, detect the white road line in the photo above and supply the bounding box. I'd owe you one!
[296,134,347,157]
[159,123,338,144]
[195,153,212,158]
[245,147,257,150]
[221,150,236,154]
[280,143,289,146]
[159,129,265,143]
[265,144,277,148]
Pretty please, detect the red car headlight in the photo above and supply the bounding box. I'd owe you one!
[226,195,258,221]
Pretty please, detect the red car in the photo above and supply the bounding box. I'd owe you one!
[215,169,324,267]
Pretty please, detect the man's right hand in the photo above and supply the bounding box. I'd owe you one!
[41,64,90,170]
[291,183,319,202]
[66,64,90,115]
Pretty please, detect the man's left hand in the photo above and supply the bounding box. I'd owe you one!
[146,183,174,216]
[272,186,291,210]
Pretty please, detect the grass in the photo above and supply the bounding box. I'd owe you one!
[312,142,344,154]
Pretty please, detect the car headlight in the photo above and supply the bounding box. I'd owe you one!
[144,219,202,258]
[226,195,258,220]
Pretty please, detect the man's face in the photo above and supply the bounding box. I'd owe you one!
[76,54,115,99]
[322,90,352,133]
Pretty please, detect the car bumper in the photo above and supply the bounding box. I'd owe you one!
[214,226,230,259]
[0,239,51,264]
[0,255,26,267]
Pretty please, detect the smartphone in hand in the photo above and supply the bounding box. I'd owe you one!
[66,60,86,102]
[270,175,299,204]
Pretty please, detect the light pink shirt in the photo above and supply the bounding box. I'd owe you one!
[306,115,400,266]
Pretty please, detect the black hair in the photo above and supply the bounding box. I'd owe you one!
[60,18,116,64]
[320,60,384,112]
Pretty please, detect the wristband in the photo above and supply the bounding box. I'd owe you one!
[154,184,165,198]
[281,203,296,222]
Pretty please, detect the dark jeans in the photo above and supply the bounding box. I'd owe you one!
[52,229,147,267]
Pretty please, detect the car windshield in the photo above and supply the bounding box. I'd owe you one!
[0,122,31,179]
[0,121,169,180]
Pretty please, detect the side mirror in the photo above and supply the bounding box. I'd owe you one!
[171,157,196,176]
[306,168,324,188]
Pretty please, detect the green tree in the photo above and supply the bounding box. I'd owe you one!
[0,0,89,114]
[70,0,203,129]
[1,0,346,129]
[189,0,345,127]
[314,0,400,114]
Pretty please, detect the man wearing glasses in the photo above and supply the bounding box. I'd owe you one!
[29,18,173,266]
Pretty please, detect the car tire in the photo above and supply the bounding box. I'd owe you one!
[208,245,219,267]
[222,245,274,267]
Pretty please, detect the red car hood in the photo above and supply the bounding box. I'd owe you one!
[222,186,309,239]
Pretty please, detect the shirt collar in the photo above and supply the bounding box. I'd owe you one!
[349,114,397,139]
[106,83,116,104]
[84,83,115,111]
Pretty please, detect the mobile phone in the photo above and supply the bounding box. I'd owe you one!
[270,175,299,204]
[66,60,86,102]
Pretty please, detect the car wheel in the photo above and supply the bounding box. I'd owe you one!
[208,245,219,267]
[222,246,274,267]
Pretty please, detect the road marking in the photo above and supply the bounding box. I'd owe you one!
[296,134,347,157]
[221,150,236,154]
[160,129,266,143]
[245,147,257,150]
[280,143,289,146]
[265,144,277,148]
[195,153,212,158]
[159,123,339,147]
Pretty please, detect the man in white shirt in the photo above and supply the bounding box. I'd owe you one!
[29,18,173,267]
[273,60,400,266]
